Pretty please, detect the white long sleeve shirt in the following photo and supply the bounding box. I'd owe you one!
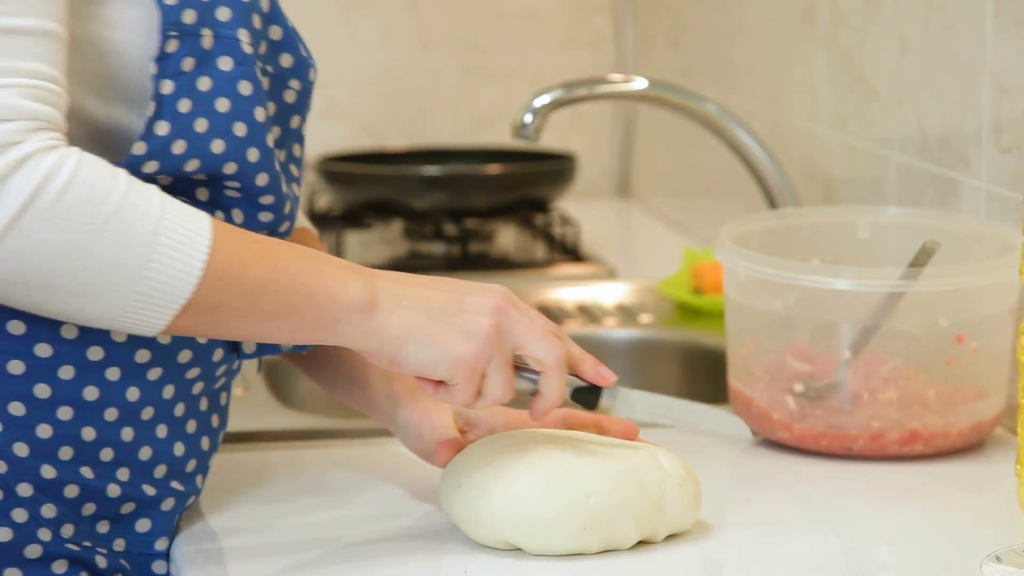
[0,0,312,337]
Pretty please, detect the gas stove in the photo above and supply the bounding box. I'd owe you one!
[309,203,615,285]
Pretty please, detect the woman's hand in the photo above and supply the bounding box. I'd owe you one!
[356,271,618,420]
[388,378,641,467]
[282,225,617,420]
[285,346,639,467]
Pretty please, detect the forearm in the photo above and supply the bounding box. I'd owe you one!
[285,225,324,251]
[165,219,377,349]
[282,345,412,428]
[0,1,374,350]
[275,223,405,421]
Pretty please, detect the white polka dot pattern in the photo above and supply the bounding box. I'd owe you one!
[0,2,311,572]
[0,321,238,570]
[122,0,314,250]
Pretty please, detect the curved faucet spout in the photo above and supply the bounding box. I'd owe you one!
[511,74,800,209]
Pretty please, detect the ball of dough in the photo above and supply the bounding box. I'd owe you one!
[439,429,702,556]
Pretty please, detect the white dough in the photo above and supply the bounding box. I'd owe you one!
[439,429,702,556]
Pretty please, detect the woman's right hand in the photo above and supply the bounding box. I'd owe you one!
[353,270,618,420]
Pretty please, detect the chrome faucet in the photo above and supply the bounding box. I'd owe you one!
[511,74,800,209]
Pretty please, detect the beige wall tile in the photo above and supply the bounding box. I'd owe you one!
[631,97,895,242]
[892,162,980,212]
[987,0,1024,193]
[631,103,789,243]
[286,0,615,56]
[632,0,826,121]
[762,121,895,207]
[820,0,901,148]
[283,0,1021,215]
[736,0,828,124]
[810,0,984,161]
[632,0,748,104]
[632,0,1010,236]
[281,0,619,197]
[892,0,987,177]
[892,161,1023,227]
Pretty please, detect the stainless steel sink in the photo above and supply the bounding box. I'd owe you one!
[263,359,368,420]
[568,327,725,404]
[259,280,727,423]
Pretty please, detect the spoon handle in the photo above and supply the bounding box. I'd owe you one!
[846,239,941,359]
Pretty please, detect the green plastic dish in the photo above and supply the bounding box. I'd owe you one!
[657,247,725,315]
[662,303,725,337]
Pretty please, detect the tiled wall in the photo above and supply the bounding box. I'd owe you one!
[630,0,1024,244]
[281,0,622,197]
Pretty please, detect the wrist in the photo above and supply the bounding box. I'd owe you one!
[286,227,328,252]
[324,261,381,350]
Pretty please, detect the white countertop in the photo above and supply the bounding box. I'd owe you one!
[198,196,1024,575]
[175,408,1024,575]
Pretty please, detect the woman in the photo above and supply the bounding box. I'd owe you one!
[0,1,639,574]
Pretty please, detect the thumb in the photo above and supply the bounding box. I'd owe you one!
[434,437,469,467]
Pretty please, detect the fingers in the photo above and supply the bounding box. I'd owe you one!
[542,409,641,441]
[417,376,478,408]
[472,285,566,419]
[443,404,645,469]
[486,284,618,419]
[473,354,516,410]
[512,334,569,420]
[434,437,469,467]
[416,377,449,401]
[456,405,642,444]
[562,336,617,387]
[506,295,618,387]
[386,279,617,421]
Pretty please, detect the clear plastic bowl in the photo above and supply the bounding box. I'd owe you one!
[716,206,1022,458]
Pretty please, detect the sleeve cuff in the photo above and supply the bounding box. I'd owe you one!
[112,195,214,336]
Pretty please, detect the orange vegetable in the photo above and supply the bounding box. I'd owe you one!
[690,260,724,295]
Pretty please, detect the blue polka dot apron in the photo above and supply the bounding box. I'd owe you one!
[0,1,315,573]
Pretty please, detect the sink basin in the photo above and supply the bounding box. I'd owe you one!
[263,359,370,420]
[569,327,726,404]
[262,325,726,420]
[260,280,727,422]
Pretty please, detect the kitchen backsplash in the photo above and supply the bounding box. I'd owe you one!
[281,0,622,197]
[629,0,1024,243]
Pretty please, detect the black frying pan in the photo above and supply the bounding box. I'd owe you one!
[313,147,576,217]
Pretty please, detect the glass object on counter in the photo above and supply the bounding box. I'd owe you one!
[1018,270,1024,508]
[717,206,1021,458]
[982,544,1024,575]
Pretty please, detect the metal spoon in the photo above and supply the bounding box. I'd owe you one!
[791,239,941,400]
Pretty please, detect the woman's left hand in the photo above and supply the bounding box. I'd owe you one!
[388,378,641,467]
[284,339,642,468]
